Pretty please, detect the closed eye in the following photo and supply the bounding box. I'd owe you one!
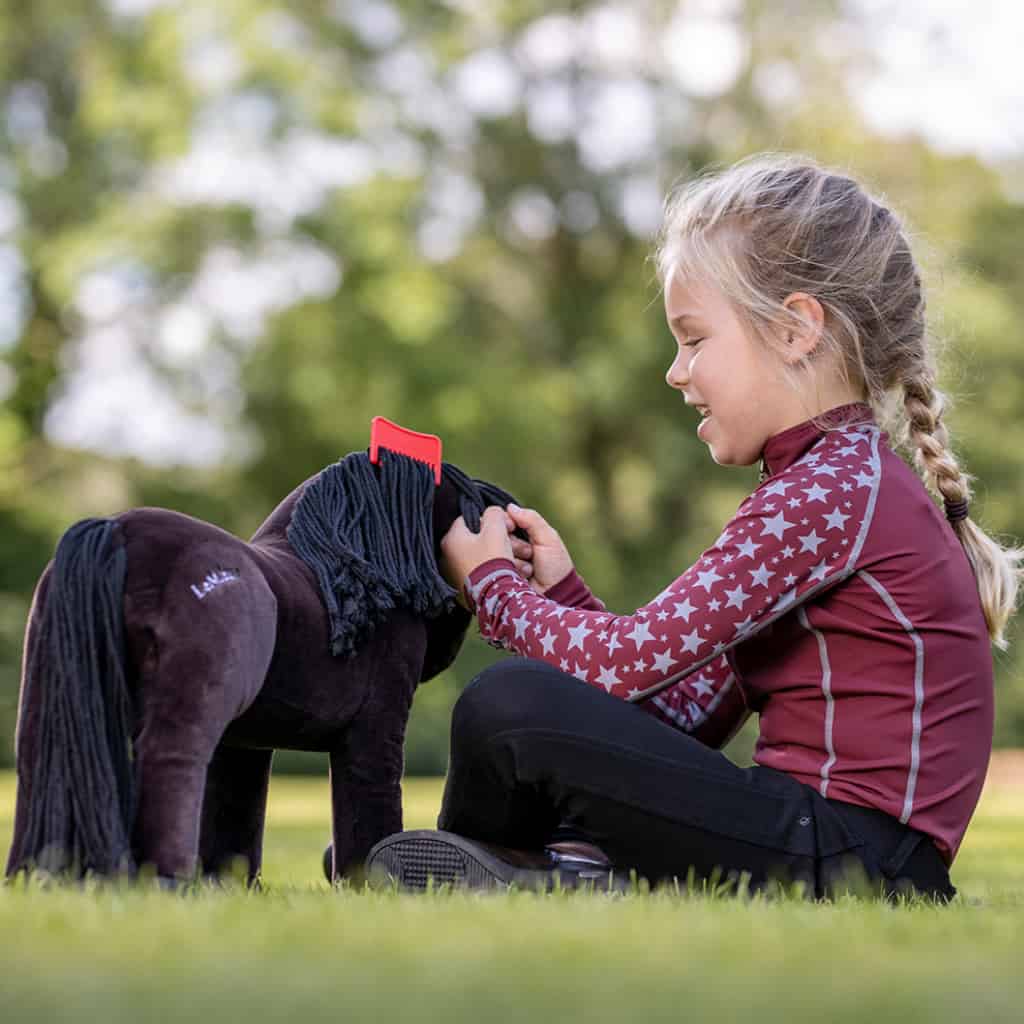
[683,337,705,348]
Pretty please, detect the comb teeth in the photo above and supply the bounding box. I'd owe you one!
[369,416,443,485]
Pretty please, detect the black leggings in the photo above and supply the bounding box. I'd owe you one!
[437,659,956,901]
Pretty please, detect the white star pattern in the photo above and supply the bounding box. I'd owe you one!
[762,479,792,497]
[567,622,593,650]
[808,561,830,582]
[823,506,851,531]
[692,676,715,698]
[736,537,761,559]
[625,620,655,649]
[680,629,705,654]
[798,529,825,555]
[652,649,677,673]
[595,665,622,692]
[803,482,831,503]
[463,424,879,744]
[761,511,794,540]
[695,568,724,592]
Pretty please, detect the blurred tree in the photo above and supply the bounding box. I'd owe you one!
[0,0,1021,773]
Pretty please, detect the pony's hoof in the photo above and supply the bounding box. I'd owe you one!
[322,842,333,883]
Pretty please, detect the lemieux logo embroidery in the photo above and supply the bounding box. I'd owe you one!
[190,569,241,601]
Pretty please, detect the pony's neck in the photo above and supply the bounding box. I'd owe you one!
[250,479,315,546]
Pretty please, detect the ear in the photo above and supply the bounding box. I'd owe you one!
[780,292,826,365]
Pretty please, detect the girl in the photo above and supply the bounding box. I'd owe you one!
[365,153,1022,899]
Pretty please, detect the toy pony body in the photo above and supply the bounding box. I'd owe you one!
[6,452,511,884]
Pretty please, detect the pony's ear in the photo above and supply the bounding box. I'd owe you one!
[420,603,472,683]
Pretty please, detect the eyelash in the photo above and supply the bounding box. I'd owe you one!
[683,337,705,348]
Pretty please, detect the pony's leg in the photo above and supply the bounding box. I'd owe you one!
[199,744,274,884]
[130,554,278,882]
[327,620,423,882]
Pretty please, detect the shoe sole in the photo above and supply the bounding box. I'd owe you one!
[364,830,629,893]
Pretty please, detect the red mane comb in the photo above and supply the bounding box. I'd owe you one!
[369,416,443,485]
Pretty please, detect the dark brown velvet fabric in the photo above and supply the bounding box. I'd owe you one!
[8,469,476,884]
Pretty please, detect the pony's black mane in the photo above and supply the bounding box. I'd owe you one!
[287,451,518,658]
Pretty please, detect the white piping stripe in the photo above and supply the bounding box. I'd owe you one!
[703,672,736,721]
[651,695,690,730]
[465,568,520,602]
[652,673,736,734]
[844,427,882,572]
[859,570,924,824]
[798,607,836,797]
[629,428,883,705]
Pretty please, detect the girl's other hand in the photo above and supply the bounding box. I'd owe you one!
[506,504,574,595]
[440,506,516,607]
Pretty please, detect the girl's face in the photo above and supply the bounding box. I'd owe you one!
[664,273,792,466]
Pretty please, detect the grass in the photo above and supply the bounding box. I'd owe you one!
[0,771,1022,1023]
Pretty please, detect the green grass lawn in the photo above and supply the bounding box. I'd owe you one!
[1,771,1022,1023]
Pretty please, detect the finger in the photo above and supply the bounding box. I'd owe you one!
[510,538,533,559]
[515,560,533,578]
[481,505,509,531]
[440,515,469,550]
[480,507,515,554]
[507,504,556,541]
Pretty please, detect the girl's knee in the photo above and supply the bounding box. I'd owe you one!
[451,659,560,745]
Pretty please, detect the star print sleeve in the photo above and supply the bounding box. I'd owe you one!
[543,568,607,611]
[465,429,879,711]
[637,653,751,747]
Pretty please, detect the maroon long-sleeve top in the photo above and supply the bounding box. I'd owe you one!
[464,403,994,863]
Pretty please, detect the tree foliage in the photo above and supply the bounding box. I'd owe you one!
[1,0,1021,769]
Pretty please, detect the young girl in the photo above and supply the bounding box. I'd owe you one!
[365,153,1021,899]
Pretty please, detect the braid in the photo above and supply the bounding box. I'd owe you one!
[901,376,971,511]
[902,367,1023,649]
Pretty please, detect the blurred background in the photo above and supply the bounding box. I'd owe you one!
[1,0,1022,774]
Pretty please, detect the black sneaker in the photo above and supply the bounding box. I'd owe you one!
[362,829,629,893]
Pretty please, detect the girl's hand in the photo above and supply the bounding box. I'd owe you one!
[505,504,574,595]
[440,506,516,606]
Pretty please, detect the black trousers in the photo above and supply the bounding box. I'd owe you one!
[437,660,956,901]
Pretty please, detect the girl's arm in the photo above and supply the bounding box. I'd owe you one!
[466,432,877,720]
[543,567,607,612]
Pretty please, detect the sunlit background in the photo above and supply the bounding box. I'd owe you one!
[2,0,1023,771]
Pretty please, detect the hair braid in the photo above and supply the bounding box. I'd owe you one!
[657,151,1023,648]
[902,377,971,506]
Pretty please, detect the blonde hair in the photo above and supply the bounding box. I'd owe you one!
[656,152,1022,649]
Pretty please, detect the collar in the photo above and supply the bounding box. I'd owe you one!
[759,402,875,481]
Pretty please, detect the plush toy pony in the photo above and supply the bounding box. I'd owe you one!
[5,438,517,885]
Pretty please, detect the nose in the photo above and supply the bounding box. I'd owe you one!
[665,347,689,390]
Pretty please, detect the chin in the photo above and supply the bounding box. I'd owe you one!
[708,443,760,468]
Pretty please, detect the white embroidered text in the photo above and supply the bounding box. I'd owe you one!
[190,569,240,600]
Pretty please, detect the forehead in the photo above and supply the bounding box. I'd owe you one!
[663,273,723,321]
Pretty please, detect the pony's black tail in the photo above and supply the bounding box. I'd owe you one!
[6,518,136,879]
